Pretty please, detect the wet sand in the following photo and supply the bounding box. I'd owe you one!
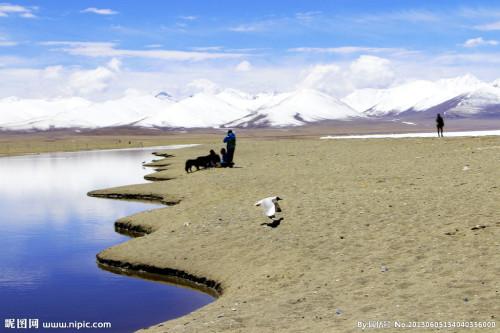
[88,136,500,332]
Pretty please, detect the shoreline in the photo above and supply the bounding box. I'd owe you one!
[88,136,500,332]
[96,257,222,299]
[0,144,199,159]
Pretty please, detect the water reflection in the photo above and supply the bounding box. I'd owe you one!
[0,145,213,332]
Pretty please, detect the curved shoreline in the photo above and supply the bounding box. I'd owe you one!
[97,196,223,296]
[89,137,500,332]
[96,257,222,298]
[89,146,223,331]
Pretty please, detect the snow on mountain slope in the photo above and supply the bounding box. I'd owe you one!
[54,94,171,128]
[444,85,500,116]
[216,89,256,110]
[138,92,248,128]
[343,74,488,116]
[0,97,91,130]
[341,88,389,114]
[227,89,362,127]
[0,94,172,130]
[1,74,499,131]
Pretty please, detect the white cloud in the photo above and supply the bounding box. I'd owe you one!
[107,58,121,72]
[0,40,17,46]
[463,37,498,47]
[0,3,36,18]
[67,59,121,96]
[41,41,246,61]
[228,18,282,32]
[81,7,118,15]
[42,65,63,79]
[434,52,500,64]
[235,60,252,72]
[357,9,439,23]
[0,55,24,67]
[298,55,394,96]
[179,15,197,21]
[191,46,224,51]
[68,67,114,95]
[474,21,500,31]
[349,55,395,89]
[229,24,260,32]
[299,64,341,91]
[186,78,219,94]
[289,46,407,55]
[459,7,500,18]
[295,11,322,23]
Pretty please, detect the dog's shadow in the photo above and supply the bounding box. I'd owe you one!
[261,217,283,228]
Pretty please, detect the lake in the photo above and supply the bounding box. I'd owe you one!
[0,146,213,332]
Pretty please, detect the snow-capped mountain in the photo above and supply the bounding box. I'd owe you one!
[138,92,249,128]
[423,85,500,118]
[0,74,499,131]
[0,94,169,130]
[154,91,175,101]
[226,89,362,127]
[343,74,488,116]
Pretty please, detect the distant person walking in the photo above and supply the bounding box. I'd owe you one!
[223,130,236,166]
[436,113,444,137]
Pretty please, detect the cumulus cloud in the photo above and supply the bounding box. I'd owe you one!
[67,58,121,96]
[186,78,219,94]
[235,60,252,71]
[298,55,395,96]
[462,37,498,47]
[42,65,63,79]
[349,55,395,88]
[107,57,121,72]
[81,8,118,15]
[299,64,341,91]
[0,3,36,18]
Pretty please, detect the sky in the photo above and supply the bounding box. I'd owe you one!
[2,0,500,100]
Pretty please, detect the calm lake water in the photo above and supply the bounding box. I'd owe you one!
[0,146,213,332]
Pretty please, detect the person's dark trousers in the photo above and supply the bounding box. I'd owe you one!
[227,147,235,164]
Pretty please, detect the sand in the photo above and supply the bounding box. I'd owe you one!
[86,135,500,332]
[2,117,500,157]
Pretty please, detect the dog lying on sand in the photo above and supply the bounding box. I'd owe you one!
[185,150,221,173]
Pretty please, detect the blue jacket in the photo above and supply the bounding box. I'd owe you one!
[223,132,236,149]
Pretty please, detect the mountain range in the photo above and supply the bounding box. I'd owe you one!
[1,74,499,131]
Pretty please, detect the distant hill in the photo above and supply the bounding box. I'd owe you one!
[1,74,499,131]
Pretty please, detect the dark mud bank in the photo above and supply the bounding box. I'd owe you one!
[96,256,222,298]
[87,191,180,205]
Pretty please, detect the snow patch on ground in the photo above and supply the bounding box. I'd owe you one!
[320,130,500,139]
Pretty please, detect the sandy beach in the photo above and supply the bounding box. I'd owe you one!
[86,135,500,332]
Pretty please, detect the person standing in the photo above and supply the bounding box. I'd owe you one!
[436,113,444,137]
[223,129,236,166]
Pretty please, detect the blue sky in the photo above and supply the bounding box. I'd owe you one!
[1,1,500,99]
